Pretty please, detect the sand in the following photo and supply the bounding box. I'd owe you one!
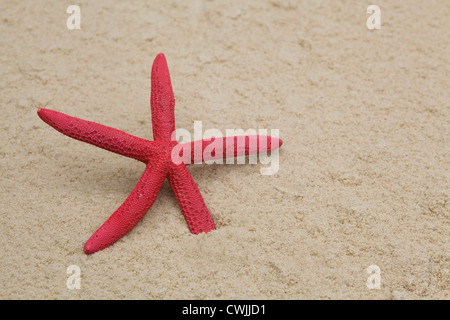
[0,0,448,299]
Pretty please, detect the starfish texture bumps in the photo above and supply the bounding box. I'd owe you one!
[38,53,283,254]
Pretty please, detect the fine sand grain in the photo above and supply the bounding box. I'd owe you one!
[0,0,448,299]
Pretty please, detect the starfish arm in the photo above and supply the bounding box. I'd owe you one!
[37,108,153,163]
[151,53,176,141]
[83,163,167,254]
[181,135,283,164]
[168,163,215,234]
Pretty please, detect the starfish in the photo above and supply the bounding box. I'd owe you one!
[37,53,283,254]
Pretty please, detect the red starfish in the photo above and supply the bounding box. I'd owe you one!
[37,54,283,254]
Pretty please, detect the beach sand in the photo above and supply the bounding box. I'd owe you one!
[0,0,448,299]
